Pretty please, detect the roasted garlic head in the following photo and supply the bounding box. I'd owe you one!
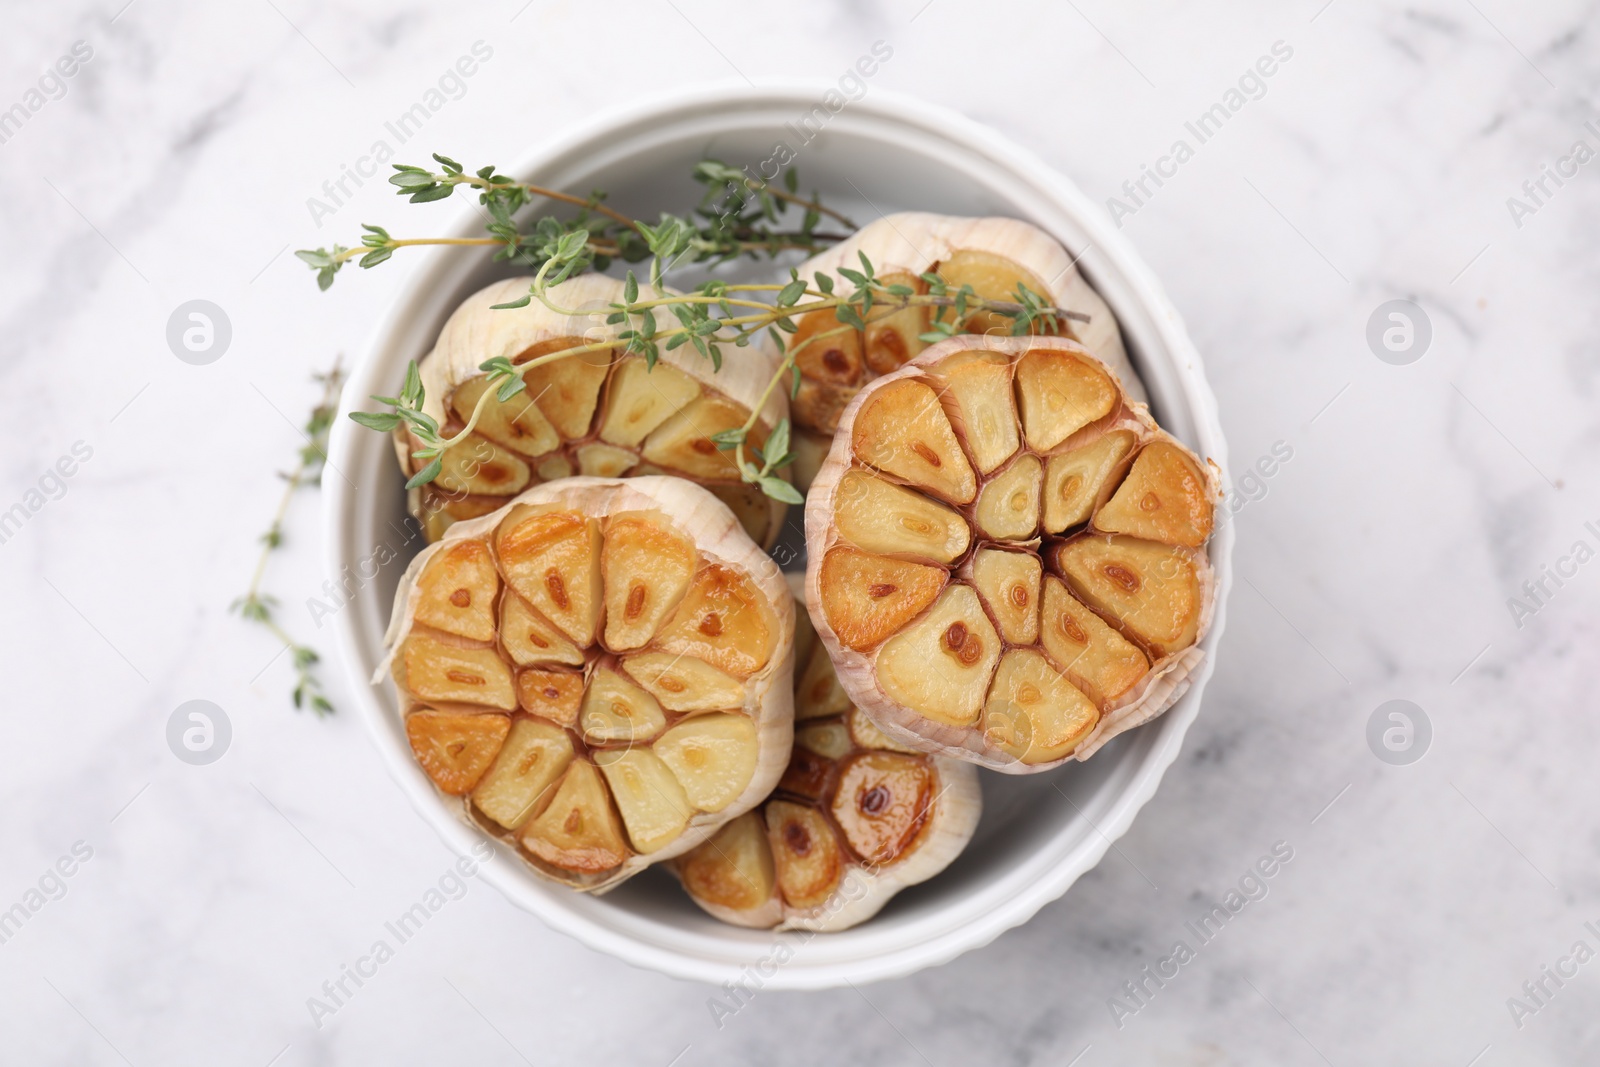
[805,335,1217,773]
[399,274,789,547]
[383,476,795,891]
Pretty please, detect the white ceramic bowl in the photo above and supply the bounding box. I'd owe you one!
[324,84,1233,989]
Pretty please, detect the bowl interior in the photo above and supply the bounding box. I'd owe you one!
[327,87,1232,988]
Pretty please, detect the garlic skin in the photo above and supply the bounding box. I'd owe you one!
[788,213,1145,488]
[673,582,981,932]
[396,274,789,547]
[380,476,795,894]
[804,334,1218,774]
[781,750,980,933]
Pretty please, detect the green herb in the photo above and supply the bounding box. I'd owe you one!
[308,154,1089,505]
[233,355,343,716]
[296,154,850,291]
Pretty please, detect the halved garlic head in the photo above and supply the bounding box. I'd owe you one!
[674,584,980,932]
[805,334,1218,773]
[399,274,790,548]
[787,213,1145,491]
[385,476,794,893]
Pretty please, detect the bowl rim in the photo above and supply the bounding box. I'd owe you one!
[324,81,1234,989]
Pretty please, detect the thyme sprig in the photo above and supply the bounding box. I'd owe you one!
[234,356,343,716]
[302,152,1091,505]
[352,247,1087,503]
[295,154,849,291]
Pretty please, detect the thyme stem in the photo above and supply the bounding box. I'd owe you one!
[234,355,344,716]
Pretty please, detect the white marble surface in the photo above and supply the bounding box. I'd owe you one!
[2,0,1598,1063]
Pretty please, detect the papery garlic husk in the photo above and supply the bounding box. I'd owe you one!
[787,213,1145,489]
[395,274,789,547]
[805,334,1218,774]
[672,577,980,931]
[379,475,795,893]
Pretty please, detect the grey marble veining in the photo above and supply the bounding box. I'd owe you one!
[1,1,1598,1064]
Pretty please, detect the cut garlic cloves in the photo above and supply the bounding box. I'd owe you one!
[674,581,980,931]
[787,213,1143,491]
[381,476,794,892]
[397,274,789,547]
[805,334,1218,773]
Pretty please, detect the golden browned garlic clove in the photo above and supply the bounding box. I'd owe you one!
[499,592,585,667]
[817,546,946,653]
[471,717,575,829]
[804,333,1218,773]
[875,585,1000,727]
[383,476,794,893]
[397,274,790,548]
[519,760,630,875]
[970,548,1042,646]
[678,812,780,922]
[832,470,972,564]
[1051,535,1206,657]
[621,652,745,713]
[495,505,602,647]
[1093,441,1216,548]
[1042,428,1137,534]
[515,667,584,727]
[404,710,511,796]
[411,539,500,642]
[850,379,976,505]
[1038,576,1150,708]
[599,513,697,651]
[401,634,517,710]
